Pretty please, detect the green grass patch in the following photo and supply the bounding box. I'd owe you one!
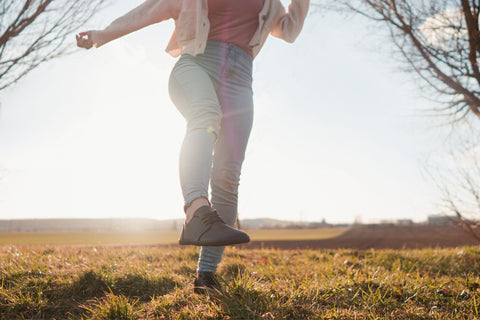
[0,245,479,319]
[0,228,348,246]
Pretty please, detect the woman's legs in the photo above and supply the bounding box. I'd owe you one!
[170,41,254,274]
[169,53,250,248]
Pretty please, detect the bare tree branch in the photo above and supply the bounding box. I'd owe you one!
[312,0,480,241]
[424,130,480,242]
[314,0,480,121]
[0,0,107,91]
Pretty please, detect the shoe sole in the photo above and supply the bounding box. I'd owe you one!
[179,238,250,246]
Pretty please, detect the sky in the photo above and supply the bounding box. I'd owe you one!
[0,0,454,224]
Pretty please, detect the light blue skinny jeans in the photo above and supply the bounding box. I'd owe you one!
[168,41,254,272]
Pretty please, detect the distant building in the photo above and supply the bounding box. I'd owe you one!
[396,219,413,226]
[427,215,459,226]
[307,218,330,229]
[380,220,395,226]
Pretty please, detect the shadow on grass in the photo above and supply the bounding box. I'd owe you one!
[1,269,179,319]
[215,283,319,319]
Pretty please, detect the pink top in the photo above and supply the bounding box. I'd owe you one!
[207,0,265,56]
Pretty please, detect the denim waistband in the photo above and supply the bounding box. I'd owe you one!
[203,40,253,62]
[193,40,253,73]
[181,40,253,87]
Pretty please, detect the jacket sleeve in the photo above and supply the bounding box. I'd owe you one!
[101,0,178,44]
[270,0,310,43]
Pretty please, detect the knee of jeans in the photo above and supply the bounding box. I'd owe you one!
[187,113,221,138]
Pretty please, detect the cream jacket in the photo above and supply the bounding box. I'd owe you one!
[163,0,310,58]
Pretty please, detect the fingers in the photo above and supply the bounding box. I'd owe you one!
[76,31,93,49]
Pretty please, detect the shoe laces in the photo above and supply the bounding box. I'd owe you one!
[200,210,224,225]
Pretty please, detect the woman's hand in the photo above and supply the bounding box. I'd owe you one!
[76,31,105,49]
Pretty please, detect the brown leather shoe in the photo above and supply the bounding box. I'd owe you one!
[179,206,250,246]
[194,271,221,294]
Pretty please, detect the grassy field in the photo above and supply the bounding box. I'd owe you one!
[0,228,348,246]
[1,244,479,319]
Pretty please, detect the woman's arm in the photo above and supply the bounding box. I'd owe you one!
[271,0,310,43]
[76,0,176,49]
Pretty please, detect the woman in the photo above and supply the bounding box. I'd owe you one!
[77,0,309,293]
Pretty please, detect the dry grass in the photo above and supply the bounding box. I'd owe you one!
[0,245,479,319]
